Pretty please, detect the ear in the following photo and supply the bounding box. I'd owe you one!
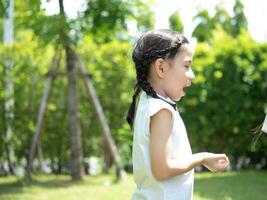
[153,58,169,78]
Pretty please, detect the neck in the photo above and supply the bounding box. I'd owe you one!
[149,80,167,98]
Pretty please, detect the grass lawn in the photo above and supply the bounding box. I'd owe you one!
[0,170,266,200]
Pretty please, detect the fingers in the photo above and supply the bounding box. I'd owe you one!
[215,154,230,166]
[214,154,228,160]
[217,156,230,171]
[225,156,230,164]
[204,154,230,172]
[219,155,230,164]
[218,159,227,164]
[202,152,230,172]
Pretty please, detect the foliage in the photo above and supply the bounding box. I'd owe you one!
[0,30,54,162]
[192,9,214,42]
[232,0,248,36]
[1,0,154,174]
[0,0,9,17]
[1,0,267,175]
[10,0,155,45]
[192,0,247,42]
[169,11,183,33]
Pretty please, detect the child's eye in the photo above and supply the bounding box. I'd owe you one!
[185,65,190,69]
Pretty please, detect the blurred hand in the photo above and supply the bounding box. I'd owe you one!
[201,153,230,172]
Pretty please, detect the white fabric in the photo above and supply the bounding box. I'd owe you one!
[131,91,194,200]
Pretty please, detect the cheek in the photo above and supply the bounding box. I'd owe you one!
[168,68,185,88]
[169,76,183,90]
[175,71,186,84]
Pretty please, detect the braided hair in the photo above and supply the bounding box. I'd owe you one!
[126,29,189,128]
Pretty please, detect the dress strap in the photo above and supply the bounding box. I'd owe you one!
[154,95,177,111]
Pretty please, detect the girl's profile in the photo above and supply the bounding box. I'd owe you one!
[127,29,230,200]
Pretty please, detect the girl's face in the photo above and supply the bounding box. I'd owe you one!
[163,43,195,101]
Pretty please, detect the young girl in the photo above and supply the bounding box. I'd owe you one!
[126,29,230,200]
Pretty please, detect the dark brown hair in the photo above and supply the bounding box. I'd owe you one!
[126,29,189,128]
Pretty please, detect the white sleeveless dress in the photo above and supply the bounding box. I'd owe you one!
[131,91,194,200]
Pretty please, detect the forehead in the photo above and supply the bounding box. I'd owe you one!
[175,44,193,63]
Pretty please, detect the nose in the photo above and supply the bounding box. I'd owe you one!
[187,68,195,80]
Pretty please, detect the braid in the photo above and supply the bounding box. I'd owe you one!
[153,41,181,54]
[136,64,157,98]
[126,62,157,128]
[143,38,183,61]
[126,85,141,128]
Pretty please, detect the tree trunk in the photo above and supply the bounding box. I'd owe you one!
[66,46,84,181]
[36,139,43,171]
[3,0,15,175]
[26,50,60,180]
[103,138,113,174]
[76,55,127,180]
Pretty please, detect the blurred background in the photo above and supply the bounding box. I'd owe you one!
[0,0,267,199]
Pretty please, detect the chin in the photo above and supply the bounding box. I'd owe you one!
[175,93,185,101]
[176,97,182,102]
[172,96,181,102]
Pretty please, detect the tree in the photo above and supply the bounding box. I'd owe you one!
[232,0,248,36]
[192,6,232,42]
[2,0,15,175]
[192,9,214,42]
[20,0,154,181]
[192,2,248,42]
[169,11,183,33]
[181,28,267,168]
[213,5,232,34]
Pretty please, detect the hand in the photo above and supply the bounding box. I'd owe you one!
[201,152,230,172]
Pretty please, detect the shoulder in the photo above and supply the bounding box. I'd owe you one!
[138,91,175,119]
[150,109,173,129]
[147,96,175,117]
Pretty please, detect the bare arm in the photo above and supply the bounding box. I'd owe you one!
[150,109,229,181]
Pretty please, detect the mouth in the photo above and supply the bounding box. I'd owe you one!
[186,81,192,87]
[181,83,191,97]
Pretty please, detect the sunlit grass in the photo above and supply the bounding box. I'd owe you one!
[0,174,133,200]
[194,170,267,200]
[0,170,267,200]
